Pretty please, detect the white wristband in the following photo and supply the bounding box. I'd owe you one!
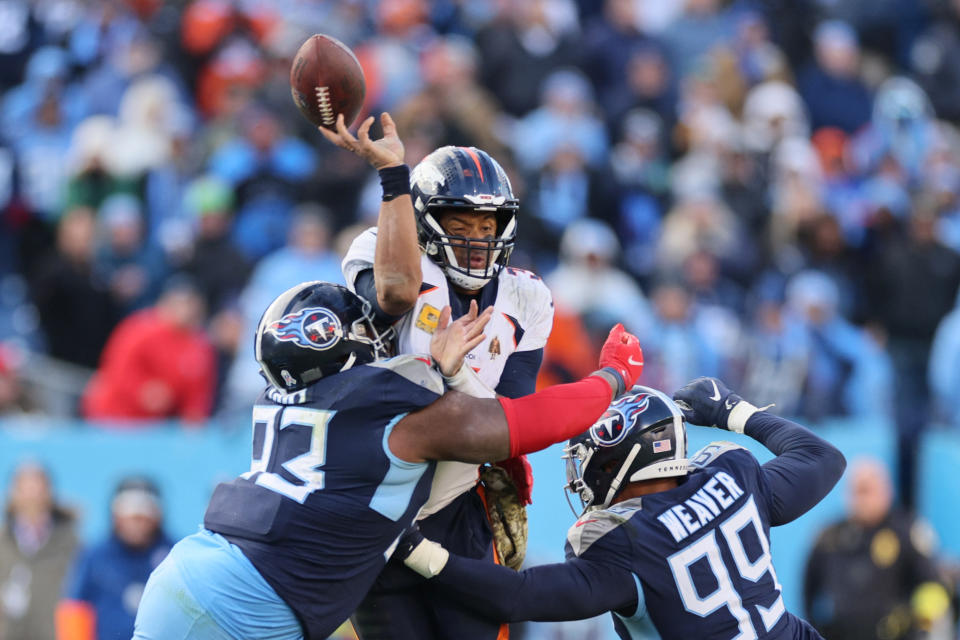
[727,401,759,434]
[443,364,496,399]
[403,538,450,578]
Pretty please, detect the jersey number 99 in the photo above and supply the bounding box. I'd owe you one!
[667,496,785,639]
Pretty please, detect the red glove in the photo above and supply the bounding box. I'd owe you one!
[598,323,644,390]
[494,455,533,506]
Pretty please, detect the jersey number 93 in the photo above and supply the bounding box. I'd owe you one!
[241,405,334,503]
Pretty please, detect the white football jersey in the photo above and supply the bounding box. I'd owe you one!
[343,227,554,516]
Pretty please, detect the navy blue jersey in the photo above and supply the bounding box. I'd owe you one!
[203,355,443,640]
[427,412,844,640]
[566,442,821,639]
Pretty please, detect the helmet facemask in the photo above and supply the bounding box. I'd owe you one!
[347,296,395,366]
[421,203,517,291]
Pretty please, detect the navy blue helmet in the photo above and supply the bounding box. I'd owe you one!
[255,282,393,391]
[564,386,689,513]
[410,146,518,290]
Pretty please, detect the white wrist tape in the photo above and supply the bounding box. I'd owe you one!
[403,538,450,578]
[443,364,496,399]
[727,401,759,434]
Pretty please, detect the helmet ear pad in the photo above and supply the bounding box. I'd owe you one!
[255,282,393,391]
[410,146,518,290]
[564,386,689,513]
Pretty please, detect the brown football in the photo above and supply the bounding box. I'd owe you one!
[290,34,366,130]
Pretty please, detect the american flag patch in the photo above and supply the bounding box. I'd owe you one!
[653,439,672,453]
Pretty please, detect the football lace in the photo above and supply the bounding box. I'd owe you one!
[315,86,335,126]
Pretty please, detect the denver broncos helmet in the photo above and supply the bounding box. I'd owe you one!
[255,281,393,391]
[410,146,518,290]
[564,386,689,514]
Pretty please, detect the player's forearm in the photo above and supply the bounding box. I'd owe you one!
[499,371,617,458]
[373,165,420,314]
[425,555,633,622]
[746,412,846,525]
[420,372,615,463]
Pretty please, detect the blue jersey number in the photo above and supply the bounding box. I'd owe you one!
[667,496,785,639]
[242,405,335,503]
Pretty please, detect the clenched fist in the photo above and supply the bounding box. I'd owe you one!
[597,324,644,397]
[672,377,761,434]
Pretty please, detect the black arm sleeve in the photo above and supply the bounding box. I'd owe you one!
[745,412,847,526]
[494,348,544,398]
[431,553,638,622]
[354,268,405,325]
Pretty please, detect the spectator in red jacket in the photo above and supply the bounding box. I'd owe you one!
[82,277,216,424]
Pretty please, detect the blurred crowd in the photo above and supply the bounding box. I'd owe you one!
[0,0,960,637]
[1,0,960,504]
[0,462,173,640]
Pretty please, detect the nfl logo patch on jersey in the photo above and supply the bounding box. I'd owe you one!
[415,304,441,334]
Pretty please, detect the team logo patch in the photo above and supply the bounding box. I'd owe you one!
[590,394,652,446]
[268,307,342,351]
[415,304,441,334]
[488,336,501,359]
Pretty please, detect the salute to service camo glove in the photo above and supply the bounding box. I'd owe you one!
[480,463,528,571]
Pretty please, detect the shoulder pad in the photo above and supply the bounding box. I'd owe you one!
[341,226,379,290]
[689,441,747,469]
[566,501,639,557]
[502,267,552,304]
[499,268,554,349]
[368,355,444,396]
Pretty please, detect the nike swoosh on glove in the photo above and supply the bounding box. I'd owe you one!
[598,323,644,396]
[671,377,759,434]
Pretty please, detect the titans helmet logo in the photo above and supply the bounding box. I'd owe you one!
[268,307,342,351]
[591,408,628,446]
[590,393,652,447]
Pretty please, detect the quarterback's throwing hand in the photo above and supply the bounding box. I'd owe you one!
[318,112,405,170]
[598,324,644,394]
[672,377,761,434]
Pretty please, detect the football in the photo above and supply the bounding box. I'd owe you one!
[290,34,366,130]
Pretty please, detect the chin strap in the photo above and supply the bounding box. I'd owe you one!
[601,443,642,508]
